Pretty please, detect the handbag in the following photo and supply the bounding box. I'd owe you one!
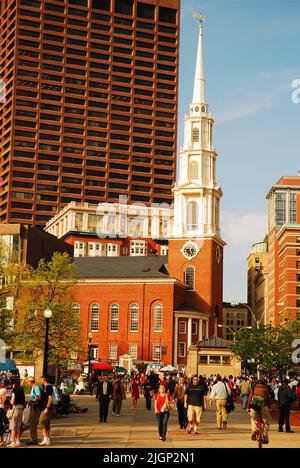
[224,383,235,413]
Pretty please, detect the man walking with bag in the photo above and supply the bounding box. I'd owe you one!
[209,375,231,430]
[184,375,207,435]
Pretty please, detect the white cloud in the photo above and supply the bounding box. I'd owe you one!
[222,210,267,248]
[215,68,300,124]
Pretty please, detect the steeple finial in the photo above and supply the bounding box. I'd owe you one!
[192,12,206,105]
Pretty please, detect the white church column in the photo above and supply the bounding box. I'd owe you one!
[187,318,192,348]
[199,319,203,342]
[174,316,178,366]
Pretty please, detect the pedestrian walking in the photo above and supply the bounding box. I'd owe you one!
[38,375,53,447]
[26,377,41,446]
[131,377,140,409]
[112,376,126,416]
[154,384,174,441]
[143,377,154,411]
[209,375,231,430]
[239,377,251,410]
[247,376,271,444]
[278,379,294,433]
[96,375,113,423]
[7,381,25,448]
[184,375,207,435]
[173,375,188,429]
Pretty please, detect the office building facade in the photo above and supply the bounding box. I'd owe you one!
[0,0,180,226]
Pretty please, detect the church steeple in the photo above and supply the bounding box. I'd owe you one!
[192,13,206,106]
[172,14,223,240]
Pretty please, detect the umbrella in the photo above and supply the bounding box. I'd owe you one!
[160,365,178,373]
[0,359,17,371]
[92,362,113,371]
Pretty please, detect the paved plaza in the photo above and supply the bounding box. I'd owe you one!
[15,395,300,449]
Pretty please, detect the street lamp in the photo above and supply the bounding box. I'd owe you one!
[230,302,262,328]
[88,332,93,394]
[43,307,53,376]
[218,324,252,342]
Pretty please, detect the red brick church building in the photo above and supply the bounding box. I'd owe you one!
[73,18,225,368]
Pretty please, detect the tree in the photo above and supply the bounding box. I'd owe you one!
[229,321,299,375]
[14,252,82,383]
[0,241,21,349]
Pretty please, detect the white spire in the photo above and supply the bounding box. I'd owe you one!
[192,13,206,105]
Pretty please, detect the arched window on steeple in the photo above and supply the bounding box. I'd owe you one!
[192,127,200,142]
[190,161,199,179]
[184,266,195,291]
[187,201,198,230]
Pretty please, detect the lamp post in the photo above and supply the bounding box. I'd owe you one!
[217,324,252,342]
[230,302,262,328]
[88,332,93,394]
[43,307,53,376]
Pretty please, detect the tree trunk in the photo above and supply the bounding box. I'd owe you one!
[54,364,59,386]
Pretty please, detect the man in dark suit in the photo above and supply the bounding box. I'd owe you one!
[96,375,113,423]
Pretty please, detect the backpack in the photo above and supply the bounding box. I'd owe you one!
[52,386,60,406]
[250,395,265,411]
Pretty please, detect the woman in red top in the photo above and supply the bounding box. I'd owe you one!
[154,384,173,441]
[131,377,140,409]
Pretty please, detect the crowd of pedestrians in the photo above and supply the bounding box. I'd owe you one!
[0,369,299,447]
[92,370,300,443]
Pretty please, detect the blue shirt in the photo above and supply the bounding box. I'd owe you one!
[30,385,41,401]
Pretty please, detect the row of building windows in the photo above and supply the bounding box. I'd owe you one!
[18,1,177,25]
[72,302,163,333]
[178,321,198,335]
[89,343,164,362]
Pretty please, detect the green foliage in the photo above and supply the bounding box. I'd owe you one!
[230,319,300,373]
[14,252,82,368]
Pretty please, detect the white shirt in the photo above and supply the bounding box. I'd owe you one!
[0,388,6,408]
[210,381,231,401]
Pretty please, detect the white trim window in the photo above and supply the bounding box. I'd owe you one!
[192,322,198,335]
[90,303,99,331]
[130,304,139,332]
[161,246,168,256]
[129,344,138,360]
[153,303,163,332]
[153,345,161,361]
[72,303,80,316]
[185,266,195,291]
[178,342,186,358]
[130,240,147,256]
[110,304,119,332]
[179,320,186,334]
[109,344,118,360]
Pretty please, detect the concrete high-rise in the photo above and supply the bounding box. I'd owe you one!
[0,0,180,226]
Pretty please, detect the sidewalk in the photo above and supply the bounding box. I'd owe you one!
[20,395,300,448]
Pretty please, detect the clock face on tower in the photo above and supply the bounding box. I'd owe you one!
[181,241,200,260]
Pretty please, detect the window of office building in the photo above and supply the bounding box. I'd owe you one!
[129,344,137,360]
[153,303,163,332]
[109,344,118,360]
[90,303,99,331]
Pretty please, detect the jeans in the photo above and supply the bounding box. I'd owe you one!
[177,400,187,428]
[240,393,249,409]
[112,395,123,415]
[145,395,152,410]
[279,403,291,431]
[29,406,41,442]
[156,411,169,438]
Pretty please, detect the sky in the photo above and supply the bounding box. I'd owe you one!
[178,0,300,301]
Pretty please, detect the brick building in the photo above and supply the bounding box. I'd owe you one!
[0,0,180,226]
[266,174,300,325]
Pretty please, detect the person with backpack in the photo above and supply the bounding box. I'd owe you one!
[38,375,53,447]
[247,377,272,444]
